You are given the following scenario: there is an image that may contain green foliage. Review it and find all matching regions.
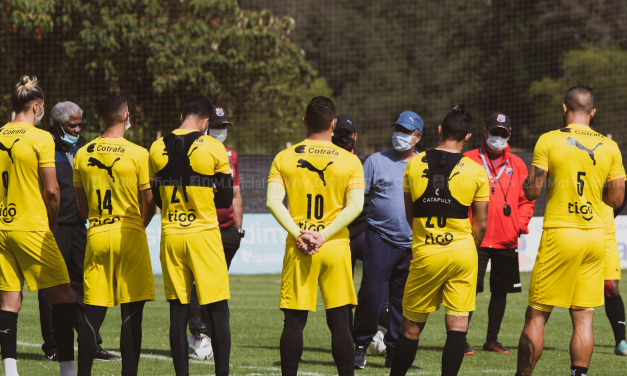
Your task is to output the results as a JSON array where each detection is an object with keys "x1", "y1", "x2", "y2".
[
  {"x1": 1, "y1": 0, "x2": 324, "y2": 151},
  {"x1": 529, "y1": 45, "x2": 627, "y2": 146}
]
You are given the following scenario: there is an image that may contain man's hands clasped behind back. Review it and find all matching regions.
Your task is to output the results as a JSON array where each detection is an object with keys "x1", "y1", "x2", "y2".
[{"x1": 296, "y1": 230, "x2": 326, "y2": 255}]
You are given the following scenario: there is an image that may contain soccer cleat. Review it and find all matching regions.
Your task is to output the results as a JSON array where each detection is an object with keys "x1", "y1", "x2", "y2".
[
  {"x1": 189, "y1": 316, "x2": 208, "y2": 336},
  {"x1": 464, "y1": 342, "x2": 474, "y2": 356},
  {"x1": 354, "y1": 346, "x2": 367, "y2": 369},
  {"x1": 482, "y1": 341, "x2": 511, "y2": 353},
  {"x1": 615, "y1": 340, "x2": 627, "y2": 356},
  {"x1": 44, "y1": 351, "x2": 58, "y2": 362},
  {"x1": 94, "y1": 348, "x2": 121, "y2": 361}
]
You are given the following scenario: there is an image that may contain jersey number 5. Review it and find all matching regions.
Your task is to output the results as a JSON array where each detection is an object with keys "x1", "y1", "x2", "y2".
[
  {"x1": 306, "y1": 194, "x2": 324, "y2": 220},
  {"x1": 576, "y1": 171, "x2": 586, "y2": 197},
  {"x1": 96, "y1": 189, "x2": 112, "y2": 215}
]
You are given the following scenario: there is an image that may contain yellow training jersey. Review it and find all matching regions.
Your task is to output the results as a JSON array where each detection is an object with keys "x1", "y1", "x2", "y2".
[
  {"x1": 0, "y1": 122, "x2": 56, "y2": 231},
  {"x1": 403, "y1": 151, "x2": 489, "y2": 252},
  {"x1": 267, "y1": 139, "x2": 364, "y2": 245},
  {"x1": 601, "y1": 204, "x2": 615, "y2": 234},
  {"x1": 149, "y1": 129, "x2": 231, "y2": 235},
  {"x1": 532, "y1": 124, "x2": 625, "y2": 229},
  {"x1": 73, "y1": 137, "x2": 150, "y2": 234}
]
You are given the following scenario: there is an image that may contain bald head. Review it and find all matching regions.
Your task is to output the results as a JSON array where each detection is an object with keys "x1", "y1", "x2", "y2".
[{"x1": 564, "y1": 85, "x2": 594, "y2": 114}]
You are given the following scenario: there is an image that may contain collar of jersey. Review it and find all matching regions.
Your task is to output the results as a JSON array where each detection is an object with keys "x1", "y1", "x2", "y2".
[
  {"x1": 566, "y1": 123, "x2": 591, "y2": 129},
  {"x1": 5, "y1": 122, "x2": 32, "y2": 127},
  {"x1": 173, "y1": 128, "x2": 199, "y2": 135},
  {"x1": 303, "y1": 139, "x2": 333, "y2": 144}
]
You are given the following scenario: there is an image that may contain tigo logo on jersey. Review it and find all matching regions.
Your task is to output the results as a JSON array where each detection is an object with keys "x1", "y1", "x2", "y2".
[
  {"x1": 497, "y1": 114, "x2": 506, "y2": 122},
  {"x1": 0, "y1": 203, "x2": 17, "y2": 223},
  {"x1": 568, "y1": 201, "x2": 593, "y2": 221},
  {"x1": 168, "y1": 209, "x2": 197, "y2": 227},
  {"x1": 216, "y1": 108, "x2": 225, "y2": 116}
]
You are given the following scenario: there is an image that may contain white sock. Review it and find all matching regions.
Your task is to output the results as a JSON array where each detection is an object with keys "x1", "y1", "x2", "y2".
[
  {"x1": 3, "y1": 358, "x2": 18, "y2": 376},
  {"x1": 58, "y1": 361, "x2": 76, "y2": 376}
]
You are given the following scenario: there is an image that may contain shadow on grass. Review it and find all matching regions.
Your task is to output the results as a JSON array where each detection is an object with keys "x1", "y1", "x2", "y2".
[
  {"x1": 271, "y1": 359, "x2": 387, "y2": 368},
  {"x1": 140, "y1": 348, "x2": 173, "y2": 357},
  {"x1": 17, "y1": 351, "x2": 49, "y2": 361},
  {"x1": 241, "y1": 345, "x2": 332, "y2": 354}
]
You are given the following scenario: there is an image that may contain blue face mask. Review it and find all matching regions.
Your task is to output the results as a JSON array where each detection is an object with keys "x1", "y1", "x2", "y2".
[
  {"x1": 58, "y1": 124, "x2": 78, "y2": 146},
  {"x1": 391, "y1": 131, "x2": 415, "y2": 152}
]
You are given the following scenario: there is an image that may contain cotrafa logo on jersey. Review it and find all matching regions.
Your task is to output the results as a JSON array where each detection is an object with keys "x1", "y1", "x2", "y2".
[
  {"x1": 168, "y1": 209, "x2": 197, "y2": 227},
  {"x1": 86, "y1": 143, "x2": 126, "y2": 154},
  {"x1": 0, "y1": 203, "x2": 17, "y2": 223},
  {"x1": 294, "y1": 145, "x2": 339, "y2": 157},
  {"x1": 568, "y1": 201, "x2": 593, "y2": 221}
]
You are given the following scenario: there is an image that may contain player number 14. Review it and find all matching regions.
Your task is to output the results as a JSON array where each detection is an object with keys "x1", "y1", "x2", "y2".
[{"x1": 96, "y1": 189, "x2": 113, "y2": 215}]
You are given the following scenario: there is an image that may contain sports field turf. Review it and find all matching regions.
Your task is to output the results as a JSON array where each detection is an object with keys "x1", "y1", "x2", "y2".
[{"x1": 8, "y1": 269, "x2": 627, "y2": 375}]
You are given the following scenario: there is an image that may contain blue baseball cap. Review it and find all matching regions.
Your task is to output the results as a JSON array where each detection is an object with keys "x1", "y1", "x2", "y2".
[{"x1": 393, "y1": 111, "x2": 424, "y2": 132}]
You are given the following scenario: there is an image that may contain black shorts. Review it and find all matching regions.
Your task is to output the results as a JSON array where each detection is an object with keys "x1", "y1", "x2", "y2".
[{"x1": 477, "y1": 248, "x2": 521, "y2": 294}]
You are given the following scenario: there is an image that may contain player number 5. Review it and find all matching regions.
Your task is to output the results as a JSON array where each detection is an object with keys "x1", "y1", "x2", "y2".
[{"x1": 576, "y1": 171, "x2": 586, "y2": 197}]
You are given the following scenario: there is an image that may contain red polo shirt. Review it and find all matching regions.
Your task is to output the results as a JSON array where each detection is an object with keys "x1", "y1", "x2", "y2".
[{"x1": 217, "y1": 146, "x2": 240, "y2": 228}]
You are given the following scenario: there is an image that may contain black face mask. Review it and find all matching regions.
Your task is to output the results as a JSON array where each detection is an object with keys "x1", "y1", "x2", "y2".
[{"x1": 332, "y1": 134, "x2": 354, "y2": 151}]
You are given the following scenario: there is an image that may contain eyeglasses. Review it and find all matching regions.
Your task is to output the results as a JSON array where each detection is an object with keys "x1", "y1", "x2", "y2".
[{"x1": 490, "y1": 128, "x2": 510, "y2": 138}]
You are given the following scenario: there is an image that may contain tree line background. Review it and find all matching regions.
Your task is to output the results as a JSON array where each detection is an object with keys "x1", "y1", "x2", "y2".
[{"x1": 2, "y1": 0, "x2": 627, "y2": 154}]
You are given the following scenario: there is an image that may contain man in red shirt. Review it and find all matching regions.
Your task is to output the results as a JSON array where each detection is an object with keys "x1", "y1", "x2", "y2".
[
  {"x1": 464, "y1": 113, "x2": 535, "y2": 355},
  {"x1": 188, "y1": 105, "x2": 244, "y2": 336}
]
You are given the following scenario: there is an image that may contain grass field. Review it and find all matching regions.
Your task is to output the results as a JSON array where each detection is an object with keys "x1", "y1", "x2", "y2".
[{"x1": 7, "y1": 269, "x2": 627, "y2": 375}]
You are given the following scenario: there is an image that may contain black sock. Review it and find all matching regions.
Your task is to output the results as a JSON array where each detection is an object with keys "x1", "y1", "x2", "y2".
[
  {"x1": 389, "y1": 334, "x2": 419, "y2": 376},
  {"x1": 188, "y1": 285, "x2": 203, "y2": 325},
  {"x1": 605, "y1": 294, "x2": 626, "y2": 346},
  {"x1": 487, "y1": 293, "x2": 506, "y2": 343},
  {"x1": 52, "y1": 302, "x2": 76, "y2": 362},
  {"x1": 442, "y1": 331, "x2": 466, "y2": 376},
  {"x1": 121, "y1": 301, "x2": 146, "y2": 376},
  {"x1": 78, "y1": 305, "x2": 107, "y2": 376},
  {"x1": 571, "y1": 365, "x2": 588, "y2": 376},
  {"x1": 0, "y1": 310, "x2": 18, "y2": 360},
  {"x1": 169, "y1": 300, "x2": 189, "y2": 376},
  {"x1": 206, "y1": 300, "x2": 231, "y2": 376},
  {"x1": 326, "y1": 305, "x2": 354, "y2": 376},
  {"x1": 280, "y1": 309, "x2": 308, "y2": 376}
]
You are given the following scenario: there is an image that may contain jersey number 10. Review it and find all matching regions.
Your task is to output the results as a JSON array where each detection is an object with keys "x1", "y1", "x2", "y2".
[{"x1": 306, "y1": 194, "x2": 324, "y2": 220}]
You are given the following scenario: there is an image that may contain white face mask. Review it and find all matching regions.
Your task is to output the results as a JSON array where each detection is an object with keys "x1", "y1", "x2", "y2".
[
  {"x1": 486, "y1": 134, "x2": 509, "y2": 152},
  {"x1": 391, "y1": 131, "x2": 415, "y2": 152},
  {"x1": 124, "y1": 116, "x2": 131, "y2": 131},
  {"x1": 34, "y1": 104, "x2": 44, "y2": 126},
  {"x1": 210, "y1": 128, "x2": 228, "y2": 143}
]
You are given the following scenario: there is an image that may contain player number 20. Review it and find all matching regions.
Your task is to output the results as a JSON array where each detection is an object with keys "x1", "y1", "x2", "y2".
[
  {"x1": 96, "y1": 189, "x2": 113, "y2": 215},
  {"x1": 306, "y1": 194, "x2": 324, "y2": 220},
  {"x1": 425, "y1": 216, "x2": 446, "y2": 228}
]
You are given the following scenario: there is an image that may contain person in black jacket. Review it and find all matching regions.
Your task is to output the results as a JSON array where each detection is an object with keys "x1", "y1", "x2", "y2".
[{"x1": 38, "y1": 101, "x2": 119, "y2": 361}]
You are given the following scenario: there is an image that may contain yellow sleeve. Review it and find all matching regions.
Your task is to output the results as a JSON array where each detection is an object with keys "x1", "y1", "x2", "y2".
[
  {"x1": 403, "y1": 158, "x2": 413, "y2": 193},
  {"x1": 346, "y1": 157, "x2": 365, "y2": 191},
  {"x1": 531, "y1": 134, "x2": 549, "y2": 171},
  {"x1": 148, "y1": 142, "x2": 157, "y2": 180},
  {"x1": 266, "y1": 181, "x2": 300, "y2": 239},
  {"x1": 72, "y1": 149, "x2": 83, "y2": 187},
  {"x1": 213, "y1": 142, "x2": 231, "y2": 175},
  {"x1": 267, "y1": 154, "x2": 284, "y2": 186},
  {"x1": 37, "y1": 133, "x2": 56, "y2": 168},
  {"x1": 138, "y1": 149, "x2": 151, "y2": 190},
  {"x1": 319, "y1": 188, "x2": 364, "y2": 241},
  {"x1": 473, "y1": 168, "x2": 490, "y2": 202},
  {"x1": 607, "y1": 145, "x2": 625, "y2": 182}
]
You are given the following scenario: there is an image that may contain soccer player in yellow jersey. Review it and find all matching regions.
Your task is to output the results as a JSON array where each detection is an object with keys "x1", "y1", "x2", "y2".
[
  {"x1": 266, "y1": 96, "x2": 364, "y2": 376},
  {"x1": 517, "y1": 85, "x2": 625, "y2": 376},
  {"x1": 73, "y1": 92, "x2": 156, "y2": 376},
  {"x1": 0, "y1": 76, "x2": 77, "y2": 376},
  {"x1": 390, "y1": 104, "x2": 489, "y2": 376},
  {"x1": 149, "y1": 95, "x2": 233, "y2": 376}
]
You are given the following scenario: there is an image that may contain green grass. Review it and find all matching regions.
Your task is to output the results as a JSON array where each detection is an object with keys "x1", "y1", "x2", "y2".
[{"x1": 8, "y1": 269, "x2": 627, "y2": 375}]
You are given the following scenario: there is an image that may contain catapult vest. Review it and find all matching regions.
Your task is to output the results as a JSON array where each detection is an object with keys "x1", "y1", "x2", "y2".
[{"x1": 154, "y1": 132, "x2": 215, "y2": 188}]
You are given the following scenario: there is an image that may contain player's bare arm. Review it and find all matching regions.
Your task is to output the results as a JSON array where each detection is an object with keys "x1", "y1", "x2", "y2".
[
  {"x1": 471, "y1": 200, "x2": 489, "y2": 248},
  {"x1": 74, "y1": 186, "x2": 89, "y2": 219},
  {"x1": 40, "y1": 166, "x2": 60, "y2": 232},
  {"x1": 603, "y1": 178, "x2": 625, "y2": 210},
  {"x1": 233, "y1": 185, "x2": 243, "y2": 229},
  {"x1": 140, "y1": 188, "x2": 156, "y2": 227},
  {"x1": 523, "y1": 165, "x2": 547, "y2": 202},
  {"x1": 403, "y1": 191, "x2": 413, "y2": 229}
]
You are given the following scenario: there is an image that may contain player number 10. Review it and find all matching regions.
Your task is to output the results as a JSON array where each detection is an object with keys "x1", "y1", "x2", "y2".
[{"x1": 306, "y1": 194, "x2": 324, "y2": 220}]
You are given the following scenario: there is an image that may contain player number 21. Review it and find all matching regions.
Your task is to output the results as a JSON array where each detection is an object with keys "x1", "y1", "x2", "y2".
[
  {"x1": 96, "y1": 189, "x2": 113, "y2": 215},
  {"x1": 306, "y1": 194, "x2": 324, "y2": 220}
]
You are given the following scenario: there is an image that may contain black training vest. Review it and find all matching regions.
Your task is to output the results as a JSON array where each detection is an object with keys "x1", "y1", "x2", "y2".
[
  {"x1": 412, "y1": 149, "x2": 469, "y2": 219},
  {"x1": 154, "y1": 132, "x2": 215, "y2": 188}
]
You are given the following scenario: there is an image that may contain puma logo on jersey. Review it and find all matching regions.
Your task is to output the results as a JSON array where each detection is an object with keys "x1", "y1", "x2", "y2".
[
  {"x1": 0, "y1": 329, "x2": 9, "y2": 334},
  {"x1": 0, "y1": 139, "x2": 20, "y2": 164},
  {"x1": 618, "y1": 321, "x2": 626, "y2": 325},
  {"x1": 448, "y1": 171, "x2": 460, "y2": 181},
  {"x1": 297, "y1": 159, "x2": 333, "y2": 186},
  {"x1": 565, "y1": 137, "x2": 602, "y2": 165},
  {"x1": 87, "y1": 157, "x2": 120, "y2": 182},
  {"x1": 422, "y1": 169, "x2": 429, "y2": 178}
]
